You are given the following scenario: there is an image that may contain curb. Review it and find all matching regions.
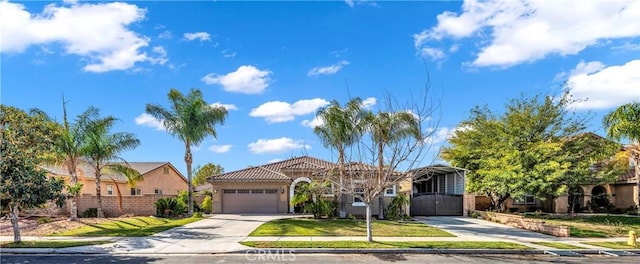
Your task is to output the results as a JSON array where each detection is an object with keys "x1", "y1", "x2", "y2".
[{"x1": 2, "y1": 248, "x2": 640, "y2": 255}]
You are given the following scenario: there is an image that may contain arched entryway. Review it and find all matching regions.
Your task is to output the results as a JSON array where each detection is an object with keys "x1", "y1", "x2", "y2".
[
  {"x1": 568, "y1": 186, "x2": 584, "y2": 213},
  {"x1": 289, "y1": 177, "x2": 311, "y2": 213},
  {"x1": 591, "y1": 185, "x2": 608, "y2": 208}
]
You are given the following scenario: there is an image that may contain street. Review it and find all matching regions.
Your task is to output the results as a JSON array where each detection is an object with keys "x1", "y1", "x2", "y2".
[{"x1": 1, "y1": 253, "x2": 638, "y2": 264}]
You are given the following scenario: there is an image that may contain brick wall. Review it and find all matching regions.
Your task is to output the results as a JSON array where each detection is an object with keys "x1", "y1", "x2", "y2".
[
  {"x1": 477, "y1": 211, "x2": 570, "y2": 237},
  {"x1": 77, "y1": 194, "x2": 177, "y2": 217}
]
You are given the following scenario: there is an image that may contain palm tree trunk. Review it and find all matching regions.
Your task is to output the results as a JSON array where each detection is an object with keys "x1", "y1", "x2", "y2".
[
  {"x1": 10, "y1": 204, "x2": 21, "y2": 243},
  {"x1": 68, "y1": 162, "x2": 78, "y2": 221},
  {"x1": 96, "y1": 169, "x2": 104, "y2": 218},
  {"x1": 185, "y1": 142, "x2": 194, "y2": 216}
]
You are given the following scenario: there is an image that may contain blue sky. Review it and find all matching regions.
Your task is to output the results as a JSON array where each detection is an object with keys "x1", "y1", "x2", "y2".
[{"x1": 2, "y1": 0, "x2": 639, "y2": 176}]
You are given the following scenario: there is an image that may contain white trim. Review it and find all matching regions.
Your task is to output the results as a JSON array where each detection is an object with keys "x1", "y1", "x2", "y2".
[
  {"x1": 321, "y1": 182, "x2": 335, "y2": 197},
  {"x1": 351, "y1": 202, "x2": 366, "y2": 207},
  {"x1": 289, "y1": 177, "x2": 312, "y2": 213},
  {"x1": 384, "y1": 185, "x2": 397, "y2": 197}
]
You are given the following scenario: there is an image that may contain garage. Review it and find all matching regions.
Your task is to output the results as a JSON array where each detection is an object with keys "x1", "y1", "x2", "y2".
[{"x1": 221, "y1": 189, "x2": 279, "y2": 214}]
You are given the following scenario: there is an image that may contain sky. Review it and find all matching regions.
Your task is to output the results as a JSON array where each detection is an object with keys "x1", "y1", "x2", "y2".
[{"x1": 1, "y1": 0, "x2": 639, "y2": 176}]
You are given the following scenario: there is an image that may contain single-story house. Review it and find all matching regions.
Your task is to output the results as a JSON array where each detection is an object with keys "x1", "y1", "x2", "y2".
[
  {"x1": 206, "y1": 156, "x2": 411, "y2": 216},
  {"x1": 43, "y1": 161, "x2": 188, "y2": 216},
  {"x1": 409, "y1": 165, "x2": 474, "y2": 216}
]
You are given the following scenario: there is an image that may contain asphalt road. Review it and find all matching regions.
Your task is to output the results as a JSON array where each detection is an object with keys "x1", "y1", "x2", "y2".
[{"x1": 1, "y1": 254, "x2": 639, "y2": 264}]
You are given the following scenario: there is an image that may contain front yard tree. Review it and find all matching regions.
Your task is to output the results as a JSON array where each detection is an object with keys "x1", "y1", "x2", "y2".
[
  {"x1": 369, "y1": 111, "x2": 421, "y2": 219},
  {"x1": 193, "y1": 163, "x2": 224, "y2": 187},
  {"x1": 146, "y1": 88, "x2": 228, "y2": 215},
  {"x1": 314, "y1": 98, "x2": 371, "y2": 218},
  {"x1": 604, "y1": 102, "x2": 640, "y2": 215},
  {"x1": 441, "y1": 92, "x2": 618, "y2": 211},
  {"x1": 82, "y1": 109, "x2": 140, "y2": 218},
  {"x1": 0, "y1": 106, "x2": 65, "y2": 243}
]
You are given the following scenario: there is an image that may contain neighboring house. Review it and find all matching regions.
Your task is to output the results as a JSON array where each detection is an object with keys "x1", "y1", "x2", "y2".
[
  {"x1": 206, "y1": 156, "x2": 411, "y2": 216},
  {"x1": 44, "y1": 161, "x2": 188, "y2": 216},
  {"x1": 409, "y1": 165, "x2": 474, "y2": 216}
]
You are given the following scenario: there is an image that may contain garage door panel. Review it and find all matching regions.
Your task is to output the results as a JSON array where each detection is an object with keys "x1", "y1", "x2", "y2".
[{"x1": 222, "y1": 189, "x2": 278, "y2": 213}]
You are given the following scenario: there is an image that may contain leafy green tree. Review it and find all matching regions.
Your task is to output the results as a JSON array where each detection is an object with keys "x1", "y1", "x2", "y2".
[
  {"x1": 314, "y1": 98, "x2": 370, "y2": 218},
  {"x1": 146, "y1": 88, "x2": 228, "y2": 215},
  {"x1": 604, "y1": 102, "x2": 640, "y2": 214},
  {"x1": 193, "y1": 163, "x2": 224, "y2": 187},
  {"x1": 81, "y1": 109, "x2": 140, "y2": 218},
  {"x1": 441, "y1": 92, "x2": 618, "y2": 211},
  {"x1": 0, "y1": 105, "x2": 65, "y2": 243},
  {"x1": 369, "y1": 111, "x2": 420, "y2": 219},
  {"x1": 290, "y1": 180, "x2": 332, "y2": 219}
]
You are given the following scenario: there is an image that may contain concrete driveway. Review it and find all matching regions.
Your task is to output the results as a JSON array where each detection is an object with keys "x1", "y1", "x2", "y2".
[{"x1": 100, "y1": 214, "x2": 288, "y2": 254}]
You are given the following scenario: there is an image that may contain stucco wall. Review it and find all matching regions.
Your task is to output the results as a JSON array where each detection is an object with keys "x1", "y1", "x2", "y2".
[{"x1": 137, "y1": 165, "x2": 188, "y2": 195}]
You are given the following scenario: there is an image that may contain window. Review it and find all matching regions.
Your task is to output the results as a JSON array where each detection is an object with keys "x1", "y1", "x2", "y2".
[
  {"x1": 353, "y1": 187, "x2": 365, "y2": 206},
  {"x1": 106, "y1": 185, "x2": 113, "y2": 196},
  {"x1": 513, "y1": 195, "x2": 536, "y2": 205},
  {"x1": 322, "y1": 182, "x2": 335, "y2": 197},
  {"x1": 130, "y1": 188, "x2": 141, "y2": 196},
  {"x1": 384, "y1": 185, "x2": 397, "y2": 197},
  {"x1": 163, "y1": 167, "x2": 169, "y2": 175},
  {"x1": 154, "y1": 189, "x2": 163, "y2": 195}
]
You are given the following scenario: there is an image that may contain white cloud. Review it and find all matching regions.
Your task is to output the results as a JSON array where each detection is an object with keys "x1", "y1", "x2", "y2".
[
  {"x1": 424, "y1": 127, "x2": 452, "y2": 145},
  {"x1": 208, "y1": 144, "x2": 232, "y2": 154},
  {"x1": 345, "y1": 0, "x2": 355, "y2": 7},
  {"x1": 250, "y1": 98, "x2": 330, "y2": 123},
  {"x1": 183, "y1": 32, "x2": 211, "y2": 41},
  {"x1": 308, "y1": 60, "x2": 349, "y2": 76},
  {"x1": 221, "y1": 49, "x2": 236, "y2": 58},
  {"x1": 248, "y1": 137, "x2": 310, "y2": 154},
  {"x1": 148, "y1": 46, "x2": 168, "y2": 65},
  {"x1": 0, "y1": 1, "x2": 161, "y2": 73},
  {"x1": 158, "y1": 30, "x2": 172, "y2": 39},
  {"x1": 413, "y1": 0, "x2": 640, "y2": 67},
  {"x1": 210, "y1": 102, "x2": 238, "y2": 111},
  {"x1": 361, "y1": 97, "x2": 377, "y2": 109},
  {"x1": 301, "y1": 116, "x2": 324, "y2": 128},
  {"x1": 419, "y1": 47, "x2": 446, "y2": 60},
  {"x1": 345, "y1": 0, "x2": 378, "y2": 8},
  {"x1": 268, "y1": 158, "x2": 284, "y2": 163},
  {"x1": 565, "y1": 60, "x2": 640, "y2": 110},
  {"x1": 201, "y1": 65, "x2": 272, "y2": 94},
  {"x1": 134, "y1": 113, "x2": 164, "y2": 131}
]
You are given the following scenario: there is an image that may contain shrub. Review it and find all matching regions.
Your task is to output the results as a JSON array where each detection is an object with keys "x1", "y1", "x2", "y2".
[
  {"x1": 193, "y1": 211, "x2": 203, "y2": 218},
  {"x1": 201, "y1": 196, "x2": 212, "y2": 214},
  {"x1": 385, "y1": 193, "x2": 409, "y2": 220},
  {"x1": 37, "y1": 216, "x2": 51, "y2": 224},
  {"x1": 155, "y1": 197, "x2": 185, "y2": 217},
  {"x1": 81, "y1": 208, "x2": 97, "y2": 218}
]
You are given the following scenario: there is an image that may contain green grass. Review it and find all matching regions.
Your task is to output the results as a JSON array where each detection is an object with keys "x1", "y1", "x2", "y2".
[
  {"x1": 524, "y1": 215, "x2": 640, "y2": 238},
  {"x1": 0, "y1": 240, "x2": 110, "y2": 248},
  {"x1": 240, "y1": 241, "x2": 530, "y2": 249},
  {"x1": 582, "y1": 241, "x2": 640, "y2": 250},
  {"x1": 249, "y1": 218, "x2": 454, "y2": 237},
  {"x1": 530, "y1": 242, "x2": 585, "y2": 249},
  {"x1": 51, "y1": 216, "x2": 201, "y2": 237}
]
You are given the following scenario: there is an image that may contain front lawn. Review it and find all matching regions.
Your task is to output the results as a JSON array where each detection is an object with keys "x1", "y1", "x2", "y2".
[
  {"x1": 51, "y1": 216, "x2": 201, "y2": 237},
  {"x1": 241, "y1": 241, "x2": 529, "y2": 249},
  {"x1": 525, "y1": 215, "x2": 640, "y2": 237},
  {"x1": 582, "y1": 241, "x2": 640, "y2": 249},
  {"x1": 249, "y1": 218, "x2": 454, "y2": 237},
  {"x1": 0, "y1": 240, "x2": 110, "y2": 248}
]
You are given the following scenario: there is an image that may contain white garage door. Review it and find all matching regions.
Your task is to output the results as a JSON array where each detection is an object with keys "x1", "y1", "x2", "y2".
[{"x1": 222, "y1": 189, "x2": 279, "y2": 214}]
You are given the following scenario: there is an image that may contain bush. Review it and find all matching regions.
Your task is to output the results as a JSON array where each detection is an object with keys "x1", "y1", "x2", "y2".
[
  {"x1": 155, "y1": 197, "x2": 185, "y2": 217},
  {"x1": 193, "y1": 211, "x2": 203, "y2": 218},
  {"x1": 81, "y1": 208, "x2": 97, "y2": 218},
  {"x1": 385, "y1": 193, "x2": 409, "y2": 220},
  {"x1": 201, "y1": 196, "x2": 212, "y2": 214},
  {"x1": 177, "y1": 190, "x2": 201, "y2": 213},
  {"x1": 37, "y1": 216, "x2": 51, "y2": 224}
]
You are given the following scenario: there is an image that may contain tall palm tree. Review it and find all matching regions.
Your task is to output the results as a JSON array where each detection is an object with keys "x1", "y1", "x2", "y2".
[
  {"x1": 369, "y1": 111, "x2": 420, "y2": 219},
  {"x1": 145, "y1": 88, "x2": 228, "y2": 215},
  {"x1": 603, "y1": 102, "x2": 640, "y2": 214},
  {"x1": 82, "y1": 110, "x2": 140, "y2": 218},
  {"x1": 314, "y1": 98, "x2": 371, "y2": 218},
  {"x1": 48, "y1": 101, "x2": 97, "y2": 220}
]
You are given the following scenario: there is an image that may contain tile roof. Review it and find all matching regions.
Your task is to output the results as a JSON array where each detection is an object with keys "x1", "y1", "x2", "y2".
[
  {"x1": 207, "y1": 156, "x2": 335, "y2": 182},
  {"x1": 618, "y1": 168, "x2": 637, "y2": 182},
  {"x1": 313, "y1": 162, "x2": 404, "y2": 176},
  {"x1": 42, "y1": 161, "x2": 181, "y2": 182}
]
